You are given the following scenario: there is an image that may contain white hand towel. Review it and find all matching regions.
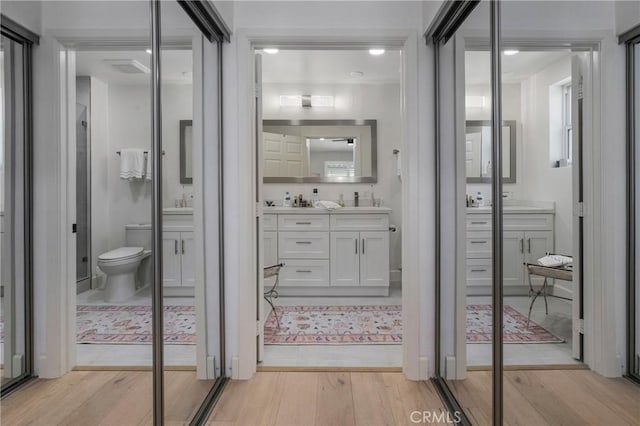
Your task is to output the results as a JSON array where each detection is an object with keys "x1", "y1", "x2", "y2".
[
  {"x1": 119, "y1": 148, "x2": 146, "y2": 180},
  {"x1": 145, "y1": 153, "x2": 152, "y2": 181}
]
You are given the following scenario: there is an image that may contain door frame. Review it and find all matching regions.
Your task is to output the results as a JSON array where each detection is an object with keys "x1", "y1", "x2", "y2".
[
  {"x1": 443, "y1": 33, "x2": 621, "y2": 379},
  {"x1": 231, "y1": 29, "x2": 426, "y2": 380}
]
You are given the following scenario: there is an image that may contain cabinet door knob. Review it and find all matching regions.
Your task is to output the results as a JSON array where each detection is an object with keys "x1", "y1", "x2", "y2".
[
  {"x1": 182, "y1": 239, "x2": 185, "y2": 254},
  {"x1": 528, "y1": 238, "x2": 531, "y2": 253},
  {"x1": 174, "y1": 240, "x2": 178, "y2": 255},
  {"x1": 520, "y1": 238, "x2": 524, "y2": 253},
  {"x1": 355, "y1": 238, "x2": 358, "y2": 254},
  {"x1": 362, "y1": 238, "x2": 365, "y2": 254}
]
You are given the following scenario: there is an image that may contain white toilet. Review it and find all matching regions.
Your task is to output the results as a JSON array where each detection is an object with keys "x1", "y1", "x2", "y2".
[{"x1": 98, "y1": 225, "x2": 152, "y2": 302}]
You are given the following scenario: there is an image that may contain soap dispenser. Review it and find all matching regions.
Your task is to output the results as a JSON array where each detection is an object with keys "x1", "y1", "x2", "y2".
[{"x1": 354, "y1": 192, "x2": 359, "y2": 207}]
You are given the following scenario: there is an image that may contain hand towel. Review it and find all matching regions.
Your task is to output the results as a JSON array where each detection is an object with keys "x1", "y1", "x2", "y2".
[
  {"x1": 145, "y1": 153, "x2": 152, "y2": 181},
  {"x1": 119, "y1": 148, "x2": 146, "y2": 180}
]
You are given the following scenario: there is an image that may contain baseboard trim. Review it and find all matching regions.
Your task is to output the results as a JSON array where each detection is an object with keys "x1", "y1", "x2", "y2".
[
  {"x1": 256, "y1": 366, "x2": 402, "y2": 373},
  {"x1": 467, "y1": 363, "x2": 588, "y2": 371},
  {"x1": 72, "y1": 365, "x2": 196, "y2": 371}
]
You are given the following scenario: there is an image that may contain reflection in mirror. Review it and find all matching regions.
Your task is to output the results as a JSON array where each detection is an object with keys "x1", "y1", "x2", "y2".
[
  {"x1": 180, "y1": 120, "x2": 192, "y2": 184},
  {"x1": 466, "y1": 120, "x2": 515, "y2": 183},
  {"x1": 263, "y1": 119, "x2": 377, "y2": 183}
]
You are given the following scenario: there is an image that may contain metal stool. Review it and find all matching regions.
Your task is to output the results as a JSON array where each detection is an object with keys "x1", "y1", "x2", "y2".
[{"x1": 264, "y1": 263, "x2": 284, "y2": 329}]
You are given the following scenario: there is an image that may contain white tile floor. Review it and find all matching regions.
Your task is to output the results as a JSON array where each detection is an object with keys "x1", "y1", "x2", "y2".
[{"x1": 75, "y1": 287, "x2": 196, "y2": 366}]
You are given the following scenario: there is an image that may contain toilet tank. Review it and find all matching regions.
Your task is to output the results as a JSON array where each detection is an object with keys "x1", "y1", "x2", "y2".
[{"x1": 125, "y1": 224, "x2": 152, "y2": 250}]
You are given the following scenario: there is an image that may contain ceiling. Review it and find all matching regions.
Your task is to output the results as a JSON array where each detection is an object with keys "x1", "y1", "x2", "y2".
[
  {"x1": 75, "y1": 49, "x2": 192, "y2": 85},
  {"x1": 466, "y1": 50, "x2": 571, "y2": 85},
  {"x1": 260, "y1": 49, "x2": 402, "y2": 85}
]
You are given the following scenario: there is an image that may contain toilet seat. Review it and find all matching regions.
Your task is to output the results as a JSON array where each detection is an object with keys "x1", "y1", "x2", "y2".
[{"x1": 98, "y1": 246, "x2": 144, "y2": 263}]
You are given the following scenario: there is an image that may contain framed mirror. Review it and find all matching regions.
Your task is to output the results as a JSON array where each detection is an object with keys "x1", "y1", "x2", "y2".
[
  {"x1": 180, "y1": 119, "x2": 193, "y2": 184},
  {"x1": 262, "y1": 119, "x2": 377, "y2": 183},
  {"x1": 465, "y1": 120, "x2": 516, "y2": 183}
]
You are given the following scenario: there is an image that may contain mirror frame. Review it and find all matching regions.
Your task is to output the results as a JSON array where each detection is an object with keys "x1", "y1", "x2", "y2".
[
  {"x1": 466, "y1": 119, "x2": 516, "y2": 184},
  {"x1": 180, "y1": 119, "x2": 193, "y2": 184},
  {"x1": 262, "y1": 119, "x2": 378, "y2": 184}
]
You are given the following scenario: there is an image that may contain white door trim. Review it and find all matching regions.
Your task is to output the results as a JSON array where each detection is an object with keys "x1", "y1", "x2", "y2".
[{"x1": 229, "y1": 28, "x2": 427, "y2": 380}]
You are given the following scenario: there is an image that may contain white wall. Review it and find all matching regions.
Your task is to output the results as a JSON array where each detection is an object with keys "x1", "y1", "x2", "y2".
[
  {"x1": 2, "y1": 1, "x2": 42, "y2": 35},
  {"x1": 102, "y1": 83, "x2": 192, "y2": 252},
  {"x1": 615, "y1": 1, "x2": 640, "y2": 35},
  {"x1": 262, "y1": 82, "x2": 403, "y2": 271},
  {"x1": 520, "y1": 56, "x2": 573, "y2": 255}
]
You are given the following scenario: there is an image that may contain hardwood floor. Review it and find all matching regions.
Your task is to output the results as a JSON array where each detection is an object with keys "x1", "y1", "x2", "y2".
[
  {"x1": 206, "y1": 372, "x2": 447, "y2": 426},
  {"x1": 0, "y1": 371, "x2": 213, "y2": 425},
  {"x1": 448, "y1": 370, "x2": 640, "y2": 426},
  {"x1": 207, "y1": 370, "x2": 639, "y2": 426}
]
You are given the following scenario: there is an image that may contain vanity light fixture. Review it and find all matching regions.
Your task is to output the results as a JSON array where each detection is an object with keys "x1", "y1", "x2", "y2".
[
  {"x1": 279, "y1": 95, "x2": 334, "y2": 108},
  {"x1": 504, "y1": 49, "x2": 520, "y2": 56},
  {"x1": 369, "y1": 48, "x2": 385, "y2": 56},
  {"x1": 263, "y1": 48, "x2": 279, "y2": 54}
]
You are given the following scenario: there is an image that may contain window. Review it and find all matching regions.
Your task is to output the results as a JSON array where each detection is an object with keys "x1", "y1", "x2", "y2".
[{"x1": 562, "y1": 82, "x2": 573, "y2": 163}]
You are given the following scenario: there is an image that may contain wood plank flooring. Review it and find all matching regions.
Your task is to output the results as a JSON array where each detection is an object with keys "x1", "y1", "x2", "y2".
[
  {"x1": 448, "y1": 370, "x2": 640, "y2": 426},
  {"x1": 0, "y1": 371, "x2": 213, "y2": 425},
  {"x1": 207, "y1": 370, "x2": 639, "y2": 426},
  {"x1": 206, "y1": 372, "x2": 447, "y2": 426}
]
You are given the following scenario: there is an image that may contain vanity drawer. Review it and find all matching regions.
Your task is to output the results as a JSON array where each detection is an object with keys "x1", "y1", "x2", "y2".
[
  {"x1": 466, "y1": 232, "x2": 492, "y2": 258},
  {"x1": 466, "y1": 215, "x2": 492, "y2": 230},
  {"x1": 504, "y1": 214, "x2": 553, "y2": 231},
  {"x1": 263, "y1": 214, "x2": 277, "y2": 231},
  {"x1": 278, "y1": 259, "x2": 330, "y2": 287},
  {"x1": 278, "y1": 232, "x2": 329, "y2": 259},
  {"x1": 466, "y1": 259, "x2": 492, "y2": 287},
  {"x1": 330, "y1": 214, "x2": 389, "y2": 231},
  {"x1": 278, "y1": 215, "x2": 329, "y2": 231}
]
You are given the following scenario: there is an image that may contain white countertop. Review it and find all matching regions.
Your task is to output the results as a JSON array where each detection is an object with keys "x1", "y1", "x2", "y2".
[
  {"x1": 264, "y1": 206, "x2": 392, "y2": 214},
  {"x1": 467, "y1": 205, "x2": 555, "y2": 214},
  {"x1": 163, "y1": 207, "x2": 194, "y2": 214}
]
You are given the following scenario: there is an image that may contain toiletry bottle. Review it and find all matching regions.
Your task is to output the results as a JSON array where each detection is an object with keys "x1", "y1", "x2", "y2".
[
  {"x1": 338, "y1": 193, "x2": 345, "y2": 207},
  {"x1": 312, "y1": 188, "x2": 319, "y2": 206},
  {"x1": 284, "y1": 191, "x2": 291, "y2": 207},
  {"x1": 354, "y1": 192, "x2": 359, "y2": 207},
  {"x1": 476, "y1": 191, "x2": 484, "y2": 207}
]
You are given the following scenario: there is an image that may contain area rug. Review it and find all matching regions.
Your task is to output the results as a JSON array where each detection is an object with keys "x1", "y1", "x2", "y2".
[
  {"x1": 264, "y1": 305, "x2": 402, "y2": 344},
  {"x1": 466, "y1": 304, "x2": 564, "y2": 344},
  {"x1": 76, "y1": 305, "x2": 195, "y2": 345}
]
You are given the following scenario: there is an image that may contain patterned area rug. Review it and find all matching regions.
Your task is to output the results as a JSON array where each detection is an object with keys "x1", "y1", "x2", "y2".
[
  {"x1": 264, "y1": 305, "x2": 402, "y2": 344},
  {"x1": 467, "y1": 304, "x2": 564, "y2": 343},
  {"x1": 77, "y1": 305, "x2": 195, "y2": 345}
]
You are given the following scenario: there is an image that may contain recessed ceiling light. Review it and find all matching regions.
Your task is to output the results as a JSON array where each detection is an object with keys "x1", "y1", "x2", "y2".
[
  {"x1": 504, "y1": 49, "x2": 520, "y2": 56},
  {"x1": 350, "y1": 71, "x2": 364, "y2": 78},
  {"x1": 369, "y1": 48, "x2": 385, "y2": 56},
  {"x1": 145, "y1": 49, "x2": 152, "y2": 54},
  {"x1": 263, "y1": 48, "x2": 279, "y2": 54}
]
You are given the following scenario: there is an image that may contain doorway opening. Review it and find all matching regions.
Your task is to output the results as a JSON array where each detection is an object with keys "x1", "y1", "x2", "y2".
[
  {"x1": 255, "y1": 48, "x2": 404, "y2": 368},
  {"x1": 460, "y1": 48, "x2": 590, "y2": 369}
]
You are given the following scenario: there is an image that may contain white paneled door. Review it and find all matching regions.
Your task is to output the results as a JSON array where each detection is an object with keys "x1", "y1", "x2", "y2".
[
  {"x1": 359, "y1": 231, "x2": 389, "y2": 287},
  {"x1": 330, "y1": 232, "x2": 360, "y2": 286}
]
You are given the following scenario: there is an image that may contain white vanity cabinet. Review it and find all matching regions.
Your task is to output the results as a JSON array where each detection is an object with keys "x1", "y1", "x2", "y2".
[
  {"x1": 331, "y1": 231, "x2": 390, "y2": 287},
  {"x1": 466, "y1": 208, "x2": 554, "y2": 295},
  {"x1": 264, "y1": 207, "x2": 391, "y2": 296},
  {"x1": 162, "y1": 210, "x2": 196, "y2": 295},
  {"x1": 162, "y1": 231, "x2": 195, "y2": 288}
]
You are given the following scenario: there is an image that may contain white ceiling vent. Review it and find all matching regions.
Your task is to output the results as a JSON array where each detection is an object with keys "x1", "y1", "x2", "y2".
[{"x1": 103, "y1": 59, "x2": 150, "y2": 74}]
